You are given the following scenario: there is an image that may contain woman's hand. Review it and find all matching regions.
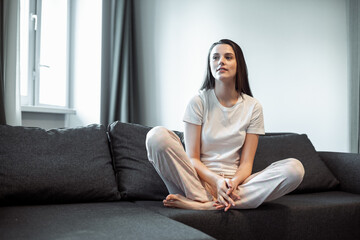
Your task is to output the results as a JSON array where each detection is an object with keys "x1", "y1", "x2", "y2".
[
  {"x1": 214, "y1": 178, "x2": 237, "y2": 211},
  {"x1": 225, "y1": 178, "x2": 240, "y2": 198},
  {"x1": 213, "y1": 178, "x2": 240, "y2": 211}
]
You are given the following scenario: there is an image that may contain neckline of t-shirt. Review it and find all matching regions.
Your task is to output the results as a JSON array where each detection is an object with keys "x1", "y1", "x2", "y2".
[{"x1": 211, "y1": 89, "x2": 243, "y2": 111}]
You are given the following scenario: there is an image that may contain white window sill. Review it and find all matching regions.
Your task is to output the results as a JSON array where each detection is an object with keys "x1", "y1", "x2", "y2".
[{"x1": 21, "y1": 105, "x2": 76, "y2": 115}]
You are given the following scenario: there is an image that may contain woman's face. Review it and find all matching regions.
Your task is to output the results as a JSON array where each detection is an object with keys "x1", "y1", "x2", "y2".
[{"x1": 210, "y1": 44, "x2": 237, "y2": 82}]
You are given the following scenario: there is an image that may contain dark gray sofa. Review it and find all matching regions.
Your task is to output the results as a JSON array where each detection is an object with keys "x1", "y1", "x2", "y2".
[{"x1": 1, "y1": 121, "x2": 359, "y2": 240}]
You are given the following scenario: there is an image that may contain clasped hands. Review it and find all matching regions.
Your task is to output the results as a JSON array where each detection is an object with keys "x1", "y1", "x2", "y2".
[{"x1": 213, "y1": 177, "x2": 240, "y2": 212}]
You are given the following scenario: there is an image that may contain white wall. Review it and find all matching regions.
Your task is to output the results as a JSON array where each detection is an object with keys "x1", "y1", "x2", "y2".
[{"x1": 135, "y1": 0, "x2": 349, "y2": 152}]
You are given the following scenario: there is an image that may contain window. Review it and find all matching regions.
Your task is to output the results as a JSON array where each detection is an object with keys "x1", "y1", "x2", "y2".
[{"x1": 20, "y1": 0, "x2": 70, "y2": 108}]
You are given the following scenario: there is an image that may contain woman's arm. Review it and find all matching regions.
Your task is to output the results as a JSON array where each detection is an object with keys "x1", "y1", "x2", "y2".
[
  {"x1": 228, "y1": 133, "x2": 259, "y2": 192},
  {"x1": 184, "y1": 122, "x2": 236, "y2": 207}
]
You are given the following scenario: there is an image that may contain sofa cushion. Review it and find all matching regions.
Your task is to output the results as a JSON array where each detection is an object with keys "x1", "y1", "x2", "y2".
[
  {"x1": 319, "y1": 151, "x2": 360, "y2": 194},
  {"x1": 108, "y1": 121, "x2": 171, "y2": 200},
  {"x1": 0, "y1": 124, "x2": 120, "y2": 205},
  {"x1": 135, "y1": 191, "x2": 360, "y2": 240},
  {"x1": 0, "y1": 202, "x2": 214, "y2": 240},
  {"x1": 253, "y1": 134, "x2": 339, "y2": 193}
]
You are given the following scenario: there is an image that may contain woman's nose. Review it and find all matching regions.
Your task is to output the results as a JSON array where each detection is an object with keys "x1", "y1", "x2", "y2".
[{"x1": 218, "y1": 57, "x2": 225, "y2": 65}]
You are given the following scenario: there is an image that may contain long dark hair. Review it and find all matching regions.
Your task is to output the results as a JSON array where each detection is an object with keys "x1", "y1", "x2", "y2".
[{"x1": 201, "y1": 39, "x2": 253, "y2": 97}]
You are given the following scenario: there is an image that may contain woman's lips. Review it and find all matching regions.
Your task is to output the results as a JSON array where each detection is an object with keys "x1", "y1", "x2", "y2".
[{"x1": 217, "y1": 68, "x2": 227, "y2": 72}]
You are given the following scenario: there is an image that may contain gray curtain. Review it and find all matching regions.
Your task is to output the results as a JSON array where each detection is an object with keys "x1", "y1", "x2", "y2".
[
  {"x1": 349, "y1": 0, "x2": 360, "y2": 153},
  {"x1": 100, "y1": 0, "x2": 138, "y2": 127},
  {"x1": 0, "y1": 0, "x2": 6, "y2": 125},
  {"x1": 1, "y1": 0, "x2": 21, "y2": 126}
]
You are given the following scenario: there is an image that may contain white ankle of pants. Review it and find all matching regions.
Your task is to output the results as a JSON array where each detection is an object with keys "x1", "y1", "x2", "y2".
[{"x1": 146, "y1": 126, "x2": 305, "y2": 208}]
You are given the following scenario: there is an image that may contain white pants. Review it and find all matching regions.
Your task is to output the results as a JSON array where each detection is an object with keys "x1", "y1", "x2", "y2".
[{"x1": 145, "y1": 126, "x2": 305, "y2": 209}]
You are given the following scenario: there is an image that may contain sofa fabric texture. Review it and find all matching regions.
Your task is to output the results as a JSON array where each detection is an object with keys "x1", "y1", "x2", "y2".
[
  {"x1": 0, "y1": 124, "x2": 120, "y2": 205},
  {"x1": 254, "y1": 134, "x2": 339, "y2": 193},
  {"x1": 0, "y1": 202, "x2": 213, "y2": 240},
  {"x1": 319, "y1": 151, "x2": 360, "y2": 194},
  {"x1": 108, "y1": 121, "x2": 169, "y2": 200},
  {"x1": 135, "y1": 191, "x2": 360, "y2": 240}
]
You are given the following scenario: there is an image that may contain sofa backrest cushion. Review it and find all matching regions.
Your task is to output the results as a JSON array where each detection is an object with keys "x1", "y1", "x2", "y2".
[
  {"x1": 108, "y1": 121, "x2": 169, "y2": 200},
  {"x1": 253, "y1": 133, "x2": 339, "y2": 193},
  {"x1": 0, "y1": 124, "x2": 120, "y2": 205}
]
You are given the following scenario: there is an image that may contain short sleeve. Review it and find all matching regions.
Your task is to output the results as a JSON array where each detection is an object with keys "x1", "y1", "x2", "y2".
[
  {"x1": 183, "y1": 95, "x2": 203, "y2": 125},
  {"x1": 247, "y1": 101, "x2": 265, "y2": 135}
]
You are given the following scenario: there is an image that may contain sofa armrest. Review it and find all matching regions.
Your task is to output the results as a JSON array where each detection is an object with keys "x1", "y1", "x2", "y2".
[{"x1": 318, "y1": 151, "x2": 360, "y2": 194}]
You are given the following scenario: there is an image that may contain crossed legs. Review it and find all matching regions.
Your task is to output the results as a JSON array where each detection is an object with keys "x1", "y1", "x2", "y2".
[{"x1": 146, "y1": 126, "x2": 304, "y2": 210}]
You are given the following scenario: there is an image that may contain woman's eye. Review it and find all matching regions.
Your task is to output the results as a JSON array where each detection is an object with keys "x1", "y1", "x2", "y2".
[
  {"x1": 212, "y1": 56, "x2": 219, "y2": 60},
  {"x1": 226, "y1": 56, "x2": 232, "y2": 60}
]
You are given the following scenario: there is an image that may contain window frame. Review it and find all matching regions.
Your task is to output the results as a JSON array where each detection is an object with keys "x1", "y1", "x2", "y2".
[{"x1": 21, "y1": 0, "x2": 72, "y2": 110}]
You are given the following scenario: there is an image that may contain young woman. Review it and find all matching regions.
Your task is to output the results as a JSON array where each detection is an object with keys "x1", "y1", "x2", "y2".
[{"x1": 146, "y1": 39, "x2": 304, "y2": 211}]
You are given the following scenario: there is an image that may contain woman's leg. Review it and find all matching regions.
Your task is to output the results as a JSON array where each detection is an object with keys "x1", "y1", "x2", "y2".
[
  {"x1": 232, "y1": 158, "x2": 305, "y2": 209},
  {"x1": 145, "y1": 126, "x2": 213, "y2": 203}
]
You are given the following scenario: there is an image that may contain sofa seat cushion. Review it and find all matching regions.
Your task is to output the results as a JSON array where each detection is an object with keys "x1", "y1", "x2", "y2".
[
  {"x1": 0, "y1": 202, "x2": 214, "y2": 240},
  {"x1": 0, "y1": 124, "x2": 119, "y2": 205},
  {"x1": 135, "y1": 192, "x2": 360, "y2": 240}
]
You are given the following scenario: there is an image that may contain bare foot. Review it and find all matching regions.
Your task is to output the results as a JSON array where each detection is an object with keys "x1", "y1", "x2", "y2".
[{"x1": 163, "y1": 194, "x2": 216, "y2": 210}]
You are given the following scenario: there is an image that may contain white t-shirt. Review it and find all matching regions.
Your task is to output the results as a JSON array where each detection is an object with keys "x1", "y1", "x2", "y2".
[{"x1": 183, "y1": 89, "x2": 265, "y2": 177}]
